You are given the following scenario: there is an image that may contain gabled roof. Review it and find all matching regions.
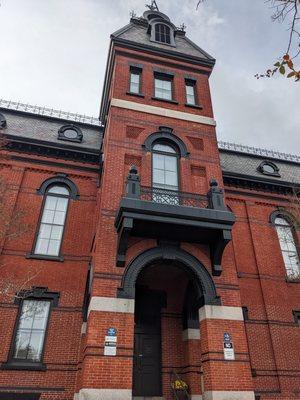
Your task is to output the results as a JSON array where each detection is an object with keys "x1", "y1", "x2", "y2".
[{"x1": 111, "y1": 18, "x2": 215, "y2": 66}]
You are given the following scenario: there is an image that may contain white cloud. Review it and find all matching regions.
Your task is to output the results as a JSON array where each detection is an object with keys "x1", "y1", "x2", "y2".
[{"x1": 0, "y1": 0, "x2": 298, "y2": 154}]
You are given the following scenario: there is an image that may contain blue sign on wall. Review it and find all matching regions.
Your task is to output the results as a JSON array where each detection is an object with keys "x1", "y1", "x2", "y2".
[
  {"x1": 107, "y1": 327, "x2": 117, "y2": 336},
  {"x1": 224, "y1": 332, "x2": 231, "y2": 342}
]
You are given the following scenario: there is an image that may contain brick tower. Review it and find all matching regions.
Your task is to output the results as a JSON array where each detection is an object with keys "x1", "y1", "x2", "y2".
[{"x1": 77, "y1": 4, "x2": 255, "y2": 400}]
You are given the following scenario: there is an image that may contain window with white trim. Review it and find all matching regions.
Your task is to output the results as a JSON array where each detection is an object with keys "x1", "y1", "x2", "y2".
[
  {"x1": 34, "y1": 185, "x2": 70, "y2": 256},
  {"x1": 275, "y1": 216, "x2": 300, "y2": 278}
]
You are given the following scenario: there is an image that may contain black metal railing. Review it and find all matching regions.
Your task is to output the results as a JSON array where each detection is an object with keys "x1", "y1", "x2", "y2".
[
  {"x1": 140, "y1": 186, "x2": 208, "y2": 208},
  {"x1": 124, "y1": 165, "x2": 227, "y2": 212}
]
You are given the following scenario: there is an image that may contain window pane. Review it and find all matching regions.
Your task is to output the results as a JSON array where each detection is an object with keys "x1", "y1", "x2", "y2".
[
  {"x1": 47, "y1": 240, "x2": 61, "y2": 256},
  {"x1": 27, "y1": 332, "x2": 44, "y2": 361},
  {"x1": 48, "y1": 186, "x2": 69, "y2": 195},
  {"x1": 153, "y1": 153, "x2": 165, "y2": 169},
  {"x1": 153, "y1": 143, "x2": 176, "y2": 153},
  {"x1": 187, "y1": 94, "x2": 195, "y2": 105},
  {"x1": 186, "y1": 85, "x2": 194, "y2": 95},
  {"x1": 14, "y1": 330, "x2": 31, "y2": 359},
  {"x1": 41, "y1": 209, "x2": 55, "y2": 224},
  {"x1": 39, "y1": 224, "x2": 52, "y2": 239},
  {"x1": 275, "y1": 217, "x2": 290, "y2": 226},
  {"x1": 153, "y1": 169, "x2": 165, "y2": 185},
  {"x1": 35, "y1": 238, "x2": 49, "y2": 255},
  {"x1": 44, "y1": 196, "x2": 57, "y2": 211},
  {"x1": 155, "y1": 79, "x2": 163, "y2": 89},
  {"x1": 53, "y1": 210, "x2": 66, "y2": 225},
  {"x1": 155, "y1": 78, "x2": 172, "y2": 100},
  {"x1": 165, "y1": 171, "x2": 178, "y2": 187},
  {"x1": 130, "y1": 72, "x2": 140, "y2": 93},
  {"x1": 32, "y1": 302, "x2": 50, "y2": 330},
  {"x1": 56, "y1": 198, "x2": 68, "y2": 212},
  {"x1": 51, "y1": 225, "x2": 63, "y2": 241},
  {"x1": 131, "y1": 73, "x2": 140, "y2": 83},
  {"x1": 165, "y1": 155, "x2": 177, "y2": 172}
]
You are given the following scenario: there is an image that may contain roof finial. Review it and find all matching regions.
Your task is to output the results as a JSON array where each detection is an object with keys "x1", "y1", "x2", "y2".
[
  {"x1": 130, "y1": 10, "x2": 137, "y2": 18},
  {"x1": 146, "y1": 0, "x2": 159, "y2": 11}
]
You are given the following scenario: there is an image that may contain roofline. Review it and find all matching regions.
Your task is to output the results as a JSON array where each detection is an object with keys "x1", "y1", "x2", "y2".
[
  {"x1": 0, "y1": 100, "x2": 103, "y2": 129},
  {"x1": 222, "y1": 171, "x2": 299, "y2": 188},
  {"x1": 112, "y1": 36, "x2": 216, "y2": 67},
  {"x1": 218, "y1": 141, "x2": 300, "y2": 165}
]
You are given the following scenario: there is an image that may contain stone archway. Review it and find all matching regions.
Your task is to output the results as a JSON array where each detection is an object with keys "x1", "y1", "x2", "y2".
[{"x1": 117, "y1": 245, "x2": 220, "y2": 307}]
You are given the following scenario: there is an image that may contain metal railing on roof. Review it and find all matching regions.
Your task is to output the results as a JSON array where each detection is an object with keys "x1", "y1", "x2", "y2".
[
  {"x1": 0, "y1": 99, "x2": 102, "y2": 126},
  {"x1": 218, "y1": 140, "x2": 300, "y2": 163}
]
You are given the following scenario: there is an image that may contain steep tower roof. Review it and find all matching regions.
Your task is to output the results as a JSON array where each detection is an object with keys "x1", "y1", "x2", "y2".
[
  {"x1": 111, "y1": 10, "x2": 215, "y2": 67},
  {"x1": 100, "y1": 5, "x2": 215, "y2": 121}
]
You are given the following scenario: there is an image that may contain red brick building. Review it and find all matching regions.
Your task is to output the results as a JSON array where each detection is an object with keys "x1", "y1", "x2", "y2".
[{"x1": 0, "y1": 5, "x2": 299, "y2": 400}]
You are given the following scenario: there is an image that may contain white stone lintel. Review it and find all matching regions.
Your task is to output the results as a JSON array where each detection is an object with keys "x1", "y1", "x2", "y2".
[
  {"x1": 79, "y1": 389, "x2": 132, "y2": 400},
  {"x1": 110, "y1": 98, "x2": 216, "y2": 126},
  {"x1": 204, "y1": 391, "x2": 255, "y2": 400},
  {"x1": 88, "y1": 297, "x2": 135, "y2": 316},
  {"x1": 191, "y1": 395, "x2": 203, "y2": 400},
  {"x1": 199, "y1": 305, "x2": 244, "y2": 322},
  {"x1": 182, "y1": 328, "x2": 201, "y2": 341}
]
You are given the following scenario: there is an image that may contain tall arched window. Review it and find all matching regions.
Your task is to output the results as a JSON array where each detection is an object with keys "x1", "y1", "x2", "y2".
[
  {"x1": 274, "y1": 216, "x2": 299, "y2": 278},
  {"x1": 152, "y1": 142, "x2": 179, "y2": 191},
  {"x1": 155, "y1": 23, "x2": 171, "y2": 44},
  {"x1": 152, "y1": 142, "x2": 179, "y2": 204},
  {"x1": 34, "y1": 185, "x2": 70, "y2": 257}
]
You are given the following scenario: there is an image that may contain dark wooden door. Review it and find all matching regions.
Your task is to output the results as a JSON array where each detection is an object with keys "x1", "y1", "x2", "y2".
[
  {"x1": 133, "y1": 332, "x2": 161, "y2": 396},
  {"x1": 133, "y1": 288, "x2": 163, "y2": 397}
]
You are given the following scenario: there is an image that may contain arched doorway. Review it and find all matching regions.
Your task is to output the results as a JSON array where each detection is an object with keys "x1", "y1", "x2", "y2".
[{"x1": 117, "y1": 246, "x2": 220, "y2": 399}]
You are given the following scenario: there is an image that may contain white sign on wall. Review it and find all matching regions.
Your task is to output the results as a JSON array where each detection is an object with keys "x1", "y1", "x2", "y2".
[
  {"x1": 104, "y1": 328, "x2": 117, "y2": 356},
  {"x1": 223, "y1": 342, "x2": 235, "y2": 360}
]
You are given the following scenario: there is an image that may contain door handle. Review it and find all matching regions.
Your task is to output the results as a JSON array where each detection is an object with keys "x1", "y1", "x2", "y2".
[{"x1": 138, "y1": 354, "x2": 143, "y2": 357}]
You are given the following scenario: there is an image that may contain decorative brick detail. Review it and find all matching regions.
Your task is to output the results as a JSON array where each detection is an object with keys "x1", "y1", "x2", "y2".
[
  {"x1": 125, "y1": 154, "x2": 142, "y2": 167},
  {"x1": 126, "y1": 125, "x2": 144, "y2": 138},
  {"x1": 191, "y1": 165, "x2": 206, "y2": 177},
  {"x1": 187, "y1": 136, "x2": 204, "y2": 151}
]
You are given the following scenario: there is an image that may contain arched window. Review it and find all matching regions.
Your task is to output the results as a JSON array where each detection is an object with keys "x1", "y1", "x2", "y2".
[
  {"x1": 152, "y1": 142, "x2": 179, "y2": 205},
  {"x1": 274, "y1": 216, "x2": 299, "y2": 278},
  {"x1": 155, "y1": 23, "x2": 171, "y2": 44},
  {"x1": 34, "y1": 185, "x2": 70, "y2": 257}
]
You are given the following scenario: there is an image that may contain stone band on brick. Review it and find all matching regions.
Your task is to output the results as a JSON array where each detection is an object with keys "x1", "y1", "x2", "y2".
[
  {"x1": 88, "y1": 296, "x2": 135, "y2": 315},
  {"x1": 203, "y1": 391, "x2": 255, "y2": 400},
  {"x1": 182, "y1": 328, "x2": 201, "y2": 341},
  {"x1": 199, "y1": 305, "x2": 244, "y2": 322},
  {"x1": 110, "y1": 98, "x2": 217, "y2": 126},
  {"x1": 78, "y1": 389, "x2": 132, "y2": 400}
]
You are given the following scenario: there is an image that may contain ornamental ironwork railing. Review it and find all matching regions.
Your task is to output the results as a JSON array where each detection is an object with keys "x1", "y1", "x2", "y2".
[
  {"x1": 140, "y1": 186, "x2": 208, "y2": 208},
  {"x1": 0, "y1": 99, "x2": 102, "y2": 126}
]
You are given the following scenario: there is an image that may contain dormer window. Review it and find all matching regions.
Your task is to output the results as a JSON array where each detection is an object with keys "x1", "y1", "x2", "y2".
[
  {"x1": 257, "y1": 161, "x2": 280, "y2": 177},
  {"x1": 58, "y1": 124, "x2": 83, "y2": 143},
  {"x1": 144, "y1": 10, "x2": 176, "y2": 47},
  {"x1": 155, "y1": 23, "x2": 171, "y2": 44}
]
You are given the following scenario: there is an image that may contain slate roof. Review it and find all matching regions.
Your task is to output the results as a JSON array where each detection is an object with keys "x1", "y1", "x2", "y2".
[
  {"x1": 220, "y1": 150, "x2": 300, "y2": 185},
  {"x1": 112, "y1": 18, "x2": 215, "y2": 64},
  {"x1": 0, "y1": 108, "x2": 102, "y2": 152}
]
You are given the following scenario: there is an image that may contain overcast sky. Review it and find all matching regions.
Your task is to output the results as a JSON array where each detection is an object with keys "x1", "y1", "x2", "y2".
[{"x1": 0, "y1": 0, "x2": 299, "y2": 154}]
